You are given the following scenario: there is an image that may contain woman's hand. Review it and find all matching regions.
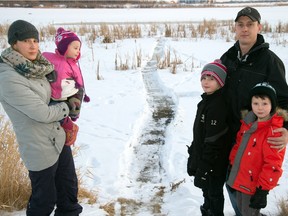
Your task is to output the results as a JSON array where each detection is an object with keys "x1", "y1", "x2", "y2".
[{"x1": 267, "y1": 127, "x2": 288, "y2": 151}]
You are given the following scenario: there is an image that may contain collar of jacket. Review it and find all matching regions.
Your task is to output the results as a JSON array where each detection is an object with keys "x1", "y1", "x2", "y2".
[
  {"x1": 201, "y1": 87, "x2": 224, "y2": 100},
  {"x1": 55, "y1": 49, "x2": 79, "y2": 63},
  {"x1": 242, "y1": 110, "x2": 285, "y2": 129},
  {"x1": 226, "y1": 34, "x2": 269, "y2": 61}
]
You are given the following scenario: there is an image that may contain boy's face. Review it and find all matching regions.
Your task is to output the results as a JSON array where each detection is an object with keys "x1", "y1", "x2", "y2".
[
  {"x1": 251, "y1": 95, "x2": 272, "y2": 121},
  {"x1": 201, "y1": 75, "x2": 221, "y2": 95},
  {"x1": 65, "y1": 40, "x2": 81, "y2": 59}
]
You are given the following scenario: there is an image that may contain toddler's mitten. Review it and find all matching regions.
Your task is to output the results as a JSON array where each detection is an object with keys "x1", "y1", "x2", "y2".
[
  {"x1": 84, "y1": 94, "x2": 90, "y2": 102},
  {"x1": 249, "y1": 187, "x2": 269, "y2": 209},
  {"x1": 67, "y1": 97, "x2": 81, "y2": 121}
]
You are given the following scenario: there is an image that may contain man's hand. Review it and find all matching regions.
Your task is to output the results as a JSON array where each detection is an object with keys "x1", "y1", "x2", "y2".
[{"x1": 267, "y1": 127, "x2": 288, "y2": 151}]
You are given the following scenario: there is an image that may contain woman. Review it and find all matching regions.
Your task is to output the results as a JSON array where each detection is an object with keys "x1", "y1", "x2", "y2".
[{"x1": 0, "y1": 20, "x2": 82, "y2": 216}]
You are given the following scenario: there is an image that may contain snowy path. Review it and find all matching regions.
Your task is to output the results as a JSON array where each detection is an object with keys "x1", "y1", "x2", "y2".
[
  {"x1": 134, "y1": 39, "x2": 176, "y2": 184},
  {"x1": 116, "y1": 39, "x2": 178, "y2": 215}
]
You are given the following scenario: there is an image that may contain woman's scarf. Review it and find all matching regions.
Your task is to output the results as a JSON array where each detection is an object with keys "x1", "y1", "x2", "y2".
[{"x1": 1, "y1": 47, "x2": 54, "y2": 79}]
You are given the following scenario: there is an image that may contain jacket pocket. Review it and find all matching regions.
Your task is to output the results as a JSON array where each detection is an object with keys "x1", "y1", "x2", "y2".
[{"x1": 48, "y1": 122, "x2": 64, "y2": 154}]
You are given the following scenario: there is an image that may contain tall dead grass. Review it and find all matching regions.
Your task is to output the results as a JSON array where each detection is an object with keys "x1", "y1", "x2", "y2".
[
  {"x1": 277, "y1": 197, "x2": 288, "y2": 216},
  {"x1": 0, "y1": 116, "x2": 30, "y2": 211}
]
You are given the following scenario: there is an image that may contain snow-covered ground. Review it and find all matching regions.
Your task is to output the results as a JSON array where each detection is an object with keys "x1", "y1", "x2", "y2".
[{"x1": 1, "y1": 5, "x2": 288, "y2": 216}]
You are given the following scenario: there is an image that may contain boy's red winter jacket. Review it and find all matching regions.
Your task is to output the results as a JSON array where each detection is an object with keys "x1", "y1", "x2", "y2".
[{"x1": 227, "y1": 111, "x2": 286, "y2": 195}]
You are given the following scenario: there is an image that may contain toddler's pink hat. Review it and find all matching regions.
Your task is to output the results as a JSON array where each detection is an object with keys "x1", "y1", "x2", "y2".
[{"x1": 55, "y1": 27, "x2": 81, "y2": 56}]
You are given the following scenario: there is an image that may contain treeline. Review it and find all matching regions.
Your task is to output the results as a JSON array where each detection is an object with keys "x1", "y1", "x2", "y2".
[
  {"x1": 0, "y1": 0, "x2": 288, "y2": 8},
  {"x1": 0, "y1": 0, "x2": 171, "y2": 8}
]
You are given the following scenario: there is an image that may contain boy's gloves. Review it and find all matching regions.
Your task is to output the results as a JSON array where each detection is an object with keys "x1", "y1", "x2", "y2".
[
  {"x1": 194, "y1": 168, "x2": 210, "y2": 189},
  {"x1": 249, "y1": 187, "x2": 269, "y2": 209},
  {"x1": 187, "y1": 155, "x2": 195, "y2": 176},
  {"x1": 194, "y1": 162, "x2": 213, "y2": 189},
  {"x1": 187, "y1": 145, "x2": 195, "y2": 176}
]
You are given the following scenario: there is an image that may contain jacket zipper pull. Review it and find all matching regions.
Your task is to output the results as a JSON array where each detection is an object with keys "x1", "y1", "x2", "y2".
[
  {"x1": 252, "y1": 138, "x2": 256, "y2": 147},
  {"x1": 249, "y1": 170, "x2": 253, "y2": 181}
]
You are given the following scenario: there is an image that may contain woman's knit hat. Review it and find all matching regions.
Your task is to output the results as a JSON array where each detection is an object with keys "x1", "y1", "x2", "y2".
[
  {"x1": 55, "y1": 27, "x2": 81, "y2": 56},
  {"x1": 249, "y1": 82, "x2": 277, "y2": 113},
  {"x1": 201, "y1": 60, "x2": 227, "y2": 87},
  {"x1": 8, "y1": 20, "x2": 39, "y2": 45}
]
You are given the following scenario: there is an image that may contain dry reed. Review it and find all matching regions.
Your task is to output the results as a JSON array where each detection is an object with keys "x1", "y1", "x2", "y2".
[
  {"x1": 0, "y1": 116, "x2": 30, "y2": 211},
  {"x1": 277, "y1": 197, "x2": 288, "y2": 216}
]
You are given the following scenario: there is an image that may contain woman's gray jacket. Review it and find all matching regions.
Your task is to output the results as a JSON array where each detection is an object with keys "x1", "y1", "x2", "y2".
[{"x1": 0, "y1": 63, "x2": 69, "y2": 171}]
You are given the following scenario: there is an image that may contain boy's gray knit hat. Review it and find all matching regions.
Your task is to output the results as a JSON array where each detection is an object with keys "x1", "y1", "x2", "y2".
[
  {"x1": 8, "y1": 20, "x2": 39, "y2": 45},
  {"x1": 201, "y1": 59, "x2": 227, "y2": 87}
]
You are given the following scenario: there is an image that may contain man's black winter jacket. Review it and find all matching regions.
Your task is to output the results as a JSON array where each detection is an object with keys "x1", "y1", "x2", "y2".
[{"x1": 221, "y1": 34, "x2": 288, "y2": 141}]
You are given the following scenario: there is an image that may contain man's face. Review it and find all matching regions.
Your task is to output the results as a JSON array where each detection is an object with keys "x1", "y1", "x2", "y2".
[{"x1": 235, "y1": 16, "x2": 262, "y2": 47}]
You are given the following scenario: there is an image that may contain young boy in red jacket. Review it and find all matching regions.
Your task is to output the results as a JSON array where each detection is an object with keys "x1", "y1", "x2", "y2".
[{"x1": 227, "y1": 82, "x2": 287, "y2": 216}]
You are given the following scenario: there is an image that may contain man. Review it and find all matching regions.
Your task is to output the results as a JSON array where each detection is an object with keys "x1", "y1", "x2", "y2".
[{"x1": 220, "y1": 7, "x2": 288, "y2": 216}]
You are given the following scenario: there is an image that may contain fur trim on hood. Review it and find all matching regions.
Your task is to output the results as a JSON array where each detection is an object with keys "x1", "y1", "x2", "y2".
[{"x1": 241, "y1": 107, "x2": 288, "y2": 121}]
